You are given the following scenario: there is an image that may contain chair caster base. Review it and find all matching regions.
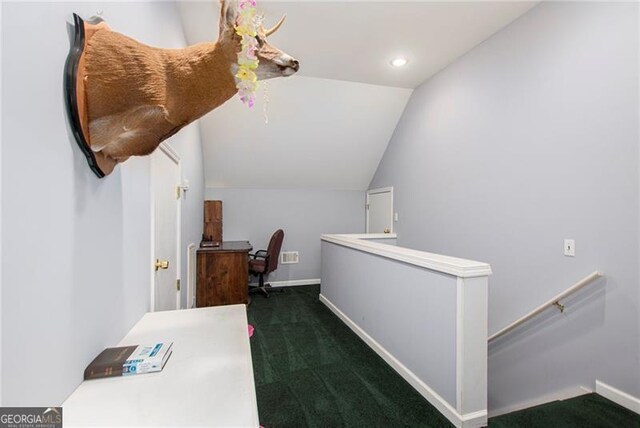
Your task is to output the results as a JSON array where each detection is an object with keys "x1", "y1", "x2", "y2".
[{"x1": 249, "y1": 284, "x2": 285, "y2": 299}]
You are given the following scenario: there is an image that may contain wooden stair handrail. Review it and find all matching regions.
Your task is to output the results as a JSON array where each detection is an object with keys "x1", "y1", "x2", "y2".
[{"x1": 488, "y1": 271, "x2": 604, "y2": 342}]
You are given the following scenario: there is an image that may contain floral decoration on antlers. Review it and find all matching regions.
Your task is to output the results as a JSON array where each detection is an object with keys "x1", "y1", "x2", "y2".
[{"x1": 235, "y1": 0, "x2": 262, "y2": 107}]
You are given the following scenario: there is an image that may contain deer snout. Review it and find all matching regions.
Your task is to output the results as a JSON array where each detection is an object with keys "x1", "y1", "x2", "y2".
[
  {"x1": 275, "y1": 55, "x2": 299, "y2": 76},
  {"x1": 280, "y1": 58, "x2": 299, "y2": 76},
  {"x1": 255, "y1": 52, "x2": 300, "y2": 80}
]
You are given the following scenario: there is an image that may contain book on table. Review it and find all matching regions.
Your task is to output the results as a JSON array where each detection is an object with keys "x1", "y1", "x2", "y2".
[{"x1": 84, "y1": 342, "x2": 173, "y2": 380}]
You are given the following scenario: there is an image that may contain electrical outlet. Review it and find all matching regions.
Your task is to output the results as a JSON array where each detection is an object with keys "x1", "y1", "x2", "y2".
[
  {"x1": 394, "y1": 212, "x2": 399, "y2": 222},
  {"x1": 564, "y1": 239, "x2": 575, "y2": 257}
]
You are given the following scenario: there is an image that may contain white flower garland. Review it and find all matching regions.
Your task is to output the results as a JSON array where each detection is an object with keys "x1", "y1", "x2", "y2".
[{"x1": 234, "y1": 0, "x2": 262, "y2": 108}]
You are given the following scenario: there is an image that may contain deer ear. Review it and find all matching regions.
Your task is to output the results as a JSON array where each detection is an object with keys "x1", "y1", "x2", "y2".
[{"x1": 219, "y1": 0, "x2": 239, "y2": 36}]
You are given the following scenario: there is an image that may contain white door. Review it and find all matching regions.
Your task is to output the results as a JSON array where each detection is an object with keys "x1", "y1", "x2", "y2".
[
  {"x1": 151, "y1": 144, "x2": 181, "y2": 312},
  {"x1": 366, "y1": 187, "x2": 393, "y2": 233}
]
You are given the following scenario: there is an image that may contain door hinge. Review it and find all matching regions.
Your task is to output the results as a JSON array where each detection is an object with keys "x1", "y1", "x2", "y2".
[
  {"x1": 366, "y1": 204, "x2": 369, "y2": 210},
  {"x1": 176, "y1": 186, "x2": 181, "y2": 199},
  {"x1": 176, "y1": 279, "x2": 181, "y2": 291}
]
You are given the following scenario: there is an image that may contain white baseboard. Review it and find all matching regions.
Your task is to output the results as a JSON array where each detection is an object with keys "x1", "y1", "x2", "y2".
[
  {"x1": 596, "y1": 380, "x2": 640, "y2": 414},
  {"x1": 249, "y1": 278, "x2": 320, "y2": 288},
  {"x1": 489, "y1": 385, "x2": 592, "y2": 418},
  {"x1": 319, "y1": 293, "x2": 486, "y2": 428}
]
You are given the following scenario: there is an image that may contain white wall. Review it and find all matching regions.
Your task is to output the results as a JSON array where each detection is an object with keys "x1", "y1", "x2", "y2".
[
  {"x1": 1, "y1": 1, "x2": 204, "y2": 405},
  {"x1": 370, "y1": 2, "x2": 639, "y2": 411},
  {"x1": 205, "y1": 187, "x2": 364, "y2": 282}
]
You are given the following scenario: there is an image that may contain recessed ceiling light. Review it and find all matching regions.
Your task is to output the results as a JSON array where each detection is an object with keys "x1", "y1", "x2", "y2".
[{"x1": 390, "y1": 57, "x2": 408, "y2": 67}]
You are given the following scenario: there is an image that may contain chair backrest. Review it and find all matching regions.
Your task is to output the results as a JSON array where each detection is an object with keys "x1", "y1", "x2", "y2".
[{"x1": 265, "y1": 229, "x2": 285, "y2": 273}]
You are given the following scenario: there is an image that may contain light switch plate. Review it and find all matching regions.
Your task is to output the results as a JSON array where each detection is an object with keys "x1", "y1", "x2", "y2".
[
  {"x1": 564, "y1": 239, "x2": 575, "y2": 257},
  {"x1": 394, "y1": 212, "x2": 399, "y2": 222}
]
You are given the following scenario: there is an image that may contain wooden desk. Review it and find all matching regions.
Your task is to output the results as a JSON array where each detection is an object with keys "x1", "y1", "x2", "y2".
[
  {"x1": 197, "y1": 241, "x2": 252, "y2": 307},
  {"x1": 63, "y1": 305, "x2": 259, "y2": 427}
]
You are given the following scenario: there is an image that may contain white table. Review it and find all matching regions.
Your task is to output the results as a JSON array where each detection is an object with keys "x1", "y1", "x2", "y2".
[{"x1": 63, "y1": 305, "x2": 259, "y2": 427}]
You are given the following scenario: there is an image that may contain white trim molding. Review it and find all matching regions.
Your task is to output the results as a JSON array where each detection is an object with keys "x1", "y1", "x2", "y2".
[
  {"x1": 321, "y1": 234, "x2": 492, "y2": 278},
  {"x1": 596, "y1": 380, "x2": 640, "y2": 414},
  {"x1": 339, "y1": 233, "x2": 397, "y2": 240},
  {"x1": 158, "y1": 141, "x2": 180, "y2": 163},
  {"x1": 187, "y1": 243, "x2": 197, "y2": 309},
  {"x1": 249, "y1": 278, "x2": 320, "y2": 288},
  {"x1": 320, "y1": 294, "x2": 487, "y2": 428},
  {"x1": 489, "y1": 386, "x2": 592, "y2": 418}
]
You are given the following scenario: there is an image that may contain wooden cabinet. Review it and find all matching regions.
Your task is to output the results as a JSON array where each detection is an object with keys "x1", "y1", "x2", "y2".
[{"x1": 196, "y1": 241, "x2": 252, "y2": 307}]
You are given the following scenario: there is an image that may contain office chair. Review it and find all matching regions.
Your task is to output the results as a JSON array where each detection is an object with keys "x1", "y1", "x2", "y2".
[{"x1": 248, "y1": 229, "x2": 285, "y2": 298}]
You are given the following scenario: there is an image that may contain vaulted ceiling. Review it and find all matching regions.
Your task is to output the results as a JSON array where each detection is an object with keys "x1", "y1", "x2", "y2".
[{"x1": 177, "y1": 1, "x2": 537, "y2": 190}]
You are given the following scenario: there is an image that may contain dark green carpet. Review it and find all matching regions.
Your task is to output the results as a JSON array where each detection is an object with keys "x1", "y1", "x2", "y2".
[
  {"x1": 489, "y1": 393, "x2": 640, "y2": 427},
  {"x1": 247, "y1": 285, "x2": 640, "y2": 428},
  {"x1": 247, "y1": 284, "x2": 453, "y2": 428}
]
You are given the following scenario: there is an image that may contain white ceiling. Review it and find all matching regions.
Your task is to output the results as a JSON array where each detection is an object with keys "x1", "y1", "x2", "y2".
[
  {"x1": 178, "y1": 1, "x2": 537, "y2": 89},
  {"x1": 199, "y1": 76, "x2": 412, "y2": 190},
  {"x1": 176, "y1": 1, "x2": 538, "y2": 190}
]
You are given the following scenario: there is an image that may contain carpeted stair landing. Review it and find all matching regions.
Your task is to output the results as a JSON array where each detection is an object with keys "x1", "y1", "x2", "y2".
[
  {"x1": 247, "y1": 285, "x2": 640, "y2": 428},
  {"x1": 490, "y1": 393, "x2": 640, "y2": 427}
]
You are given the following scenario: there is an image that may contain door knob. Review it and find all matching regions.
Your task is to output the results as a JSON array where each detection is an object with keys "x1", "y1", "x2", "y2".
[{"x1": 155, "y1": 259, "x2": 169, "y2": 271}]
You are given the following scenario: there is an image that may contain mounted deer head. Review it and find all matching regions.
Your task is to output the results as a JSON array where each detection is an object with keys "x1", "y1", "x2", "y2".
[{"x1": 64, "y1": 0, "x2": 299, "y2": 177}]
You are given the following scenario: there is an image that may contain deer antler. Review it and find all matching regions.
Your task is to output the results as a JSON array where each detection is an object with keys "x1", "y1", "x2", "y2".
[{"x1": 265, "y1": 15, "x2": 286, "y2": 36}]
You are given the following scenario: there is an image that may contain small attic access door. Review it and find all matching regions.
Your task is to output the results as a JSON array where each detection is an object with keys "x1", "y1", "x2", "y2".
[{"x1": 366, "y1": 187, "x2": 393, "y2": 234}]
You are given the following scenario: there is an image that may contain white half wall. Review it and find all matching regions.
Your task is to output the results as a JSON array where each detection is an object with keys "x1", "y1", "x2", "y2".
[
  {"x1": 1, "y1": 1, "x2": 204, "y2": 405},
  {"x1": 320, "y1": 235, "x2": 491, "y2": 427},
  {"x1": 205, "y1": 187, "x2": 364, "y2": 282}
]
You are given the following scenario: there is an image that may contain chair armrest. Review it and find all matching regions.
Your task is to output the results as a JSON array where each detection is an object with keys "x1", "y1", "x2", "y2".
[{"x1": 249, "y1": 250, "x2": 268, "y2": 259}]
